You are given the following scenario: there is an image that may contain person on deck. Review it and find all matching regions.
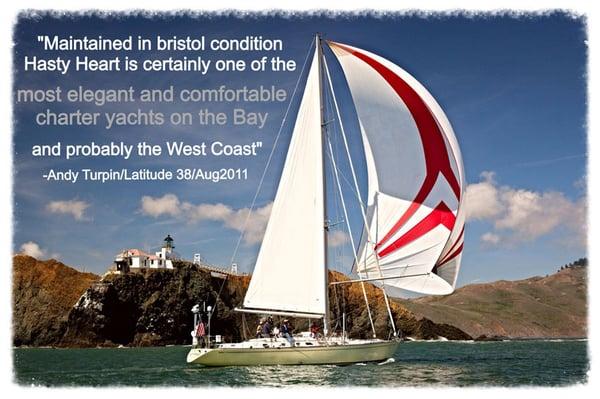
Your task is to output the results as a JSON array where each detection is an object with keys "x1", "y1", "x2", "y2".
[
  {"x1": 196, "y1": 320, "x2": 206, "y2": 348},
  {"x1": 281, "y1": 319, "x2": 294, "y2": 345},
  {"x1": 256, "y1": 319, "x2": 264, "y2": 339},
  {"x1": 261, "y1": 317, "x2": 272, "y2": 338},
  {"x1": 310, "y1": 321, "x2": 320, "y2": 338}
]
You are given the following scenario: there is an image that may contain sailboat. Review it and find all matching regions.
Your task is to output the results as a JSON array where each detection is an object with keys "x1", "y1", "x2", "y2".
[{"x1": 187, "y1": 35, "x2": 465, "y2": 366}]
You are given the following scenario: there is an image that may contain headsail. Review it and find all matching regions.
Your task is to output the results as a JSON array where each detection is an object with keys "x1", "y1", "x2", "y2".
[
  {"x1": 328, "y1": 41, "x2": 466, "y2": 296},
  {"x1": 242, "y1": 47, "x2": 327, "y2": 316}
]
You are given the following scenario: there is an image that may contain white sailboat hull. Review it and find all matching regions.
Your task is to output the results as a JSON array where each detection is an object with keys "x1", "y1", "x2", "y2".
[{"x1": 187, "y1": 337, "x2": 399, "y2": 366}]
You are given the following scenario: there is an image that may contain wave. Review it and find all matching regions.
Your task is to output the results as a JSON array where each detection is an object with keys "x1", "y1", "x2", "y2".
[
  {"x1": 403, "y1": 337, "x2": 462, "y2": 343},
  {"x1": 537, "y1": 338, "x2": 587, "y2": 343},
  {"x1": 378, "y1": 358, "x2": 395, "y2": 365}
]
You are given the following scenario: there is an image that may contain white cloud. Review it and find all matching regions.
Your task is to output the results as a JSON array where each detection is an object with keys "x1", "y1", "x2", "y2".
[
  {"x1": 140, "y1": 194, "x2": 272, "y2": 245},
  {"x1": 480, "y1": 232, "x2": 500, "y2": 245},
  {"x1": 140, "y1": 194, "x2": 181, "y2": 217},
  {"x1": 495, "y1": 190, "x2": 567, "y2": 239},
  {"x1": 221, "y1": 203, "x2": 273, "y2": 245},
  {"x1": 328, "y1": 230, "x2": 349, "y2": 247},
  {"x1": 19, "y1": 241, "x2": 46, "y2": 258},
  {"x1": 183, "y1": 202, "x2": 234, "y2": 222},
  {"x1": 46, "y1": 199, "x2": 90, "y2": 221},
  {"x1": 466, "y1": 171, "x2": 586, "y2": 247},
  {"x1": 465, "y1": 171, "x2": 503, "y2": 221},
  {"x1": 18, "y1": 241, "x2": 60, "y2": 259}
]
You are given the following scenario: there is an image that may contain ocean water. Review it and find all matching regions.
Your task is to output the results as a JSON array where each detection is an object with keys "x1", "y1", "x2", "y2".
[{"x1": 13, "y1": 340, "x2": 588, "y2": 387}]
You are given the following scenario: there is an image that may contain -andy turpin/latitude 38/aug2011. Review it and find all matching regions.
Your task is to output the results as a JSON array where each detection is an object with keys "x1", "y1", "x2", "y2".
[{"x1": 43, "y1": 166, "x2": 248, "y2": 183}]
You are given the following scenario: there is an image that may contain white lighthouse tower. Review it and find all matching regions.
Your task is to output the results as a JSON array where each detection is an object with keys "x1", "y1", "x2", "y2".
[
  {"x1": 155, "y1": 234, "x2": 176, "y2": 269},
  {"x1": 161, "y1": 234, "x2": 174, "y2": 257}
]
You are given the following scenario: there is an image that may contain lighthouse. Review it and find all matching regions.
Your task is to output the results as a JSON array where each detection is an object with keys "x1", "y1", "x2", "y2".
[
  {"x1": 158, "y1": 234, "x2": 176, "y2": 267},
  {"x1": 163, "y1": 234, "x2": 174, "y2": 250},
  {"x1": 112, "y1": 234, "x2": 180, "y2": 272}
]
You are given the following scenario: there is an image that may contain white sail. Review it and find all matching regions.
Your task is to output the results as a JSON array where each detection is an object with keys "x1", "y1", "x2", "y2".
[
  {"x1": 242, "y1": 48, "x2": 327, "y2": 316},
  {"x1": 328, "y1": 41, "x2": 466, "y2": 296}
]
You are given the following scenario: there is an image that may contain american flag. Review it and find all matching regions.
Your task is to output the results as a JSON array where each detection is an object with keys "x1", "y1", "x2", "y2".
[{"x1": 196, "y1": 322, "x2": 206, "y2": 337}]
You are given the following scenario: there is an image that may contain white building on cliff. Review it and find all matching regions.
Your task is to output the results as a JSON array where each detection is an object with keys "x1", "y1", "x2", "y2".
[{"x1": 114, "y1": 234, "x2": 180, "y2": 273}]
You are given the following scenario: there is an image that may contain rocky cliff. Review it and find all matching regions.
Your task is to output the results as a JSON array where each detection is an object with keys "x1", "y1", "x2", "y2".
[
  {"x1": 12, "y1": 257, "x2": 469, "y2": 347},
  {"x1": 396, "y1": 266, "x2": 587, "y2": 338},
  {"x1": 12, "y1": 255, "x2": 99, "y2": 346}
]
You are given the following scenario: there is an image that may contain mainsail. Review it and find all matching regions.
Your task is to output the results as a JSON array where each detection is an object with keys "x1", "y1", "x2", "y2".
[
  {"x1": 328, "y1": 41, "x2": 466, "y2": 296},
  {"x1": 242, "y1": 46, "x2": 327, "y2": 316}
]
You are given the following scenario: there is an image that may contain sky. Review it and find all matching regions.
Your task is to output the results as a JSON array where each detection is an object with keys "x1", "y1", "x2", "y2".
[{"x1": 12, "y1": 12, "x2": 587, "y2": 287}]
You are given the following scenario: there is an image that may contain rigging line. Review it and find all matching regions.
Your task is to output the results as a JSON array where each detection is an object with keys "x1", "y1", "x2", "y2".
[
  {"x1": 323, "y1": 55, "x2": 397, "y2": 336},
  {"x1": 325, "y1": 127, "x2": 376, "y2": 338},
  {"x1": 211, "y1": 39, "x2": 316, "y2": 314},
  {"x1": 331, "y1": 282, "x2": 341, "y2": 332},
  {"x1": 324, "y1": 104, "x2": 343, "y2": 333},
  {"x1": 324, "y1": 76, "x2": 346, "y2": 271},
  {"x1": 330, "y1": 158, "x2": 368, "y2": 226},
  {"x1": 325, "y1": 141, "x2": 343, "y2": 335},
  {"x1": 241, "y1": 313, "x2": 249, "y2": 341},
  {"x1": 322, "y1": 65, "x2": 376, "y2": 338},
  {"x1": 228, "y1": 38, "x2": 316, "y2": 267},
  {"x1": 326, "y1": 157, "x2": 368, "y2": 272}
]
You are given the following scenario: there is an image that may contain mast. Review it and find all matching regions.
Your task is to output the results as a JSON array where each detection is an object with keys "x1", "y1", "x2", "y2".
[{"x1": 316, "y1": 33, "x2": 331, "y2": 336}]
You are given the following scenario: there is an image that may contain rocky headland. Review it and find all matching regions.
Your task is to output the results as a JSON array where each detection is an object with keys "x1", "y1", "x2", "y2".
[
  {"x1": 13, "y1": 255, "x2": 587, "y2": 347},
  {"x1": 12, "y1": 255, "x2": 470, "y2": 347}
]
